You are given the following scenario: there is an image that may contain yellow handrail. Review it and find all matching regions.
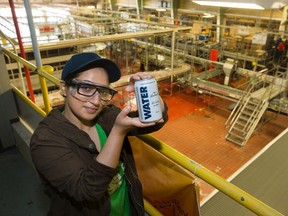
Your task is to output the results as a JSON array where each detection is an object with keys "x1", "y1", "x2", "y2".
[
  {"x1": 4, "y1": 48, "x2": 36, "y2": 70},
  {"x1": 144, "y1": 199, "x2": 163, "y2": 216},
  {"x1": 11, "y1": 83, "x2": 46, "y2": 118},
  {"x1": 137, "y1": 134, "x2": 284, "y2": 216},
  {"x1": 3, "y1": 48, "x2": 54, "y2": 115}
]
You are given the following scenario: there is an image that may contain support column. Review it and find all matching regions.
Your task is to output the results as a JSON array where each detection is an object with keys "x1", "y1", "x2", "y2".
[
  {"x1": 136, "y1": 0, "x2": 142, "y2": 18},
  {"x1": 0, "y1": 48, "x2": 18, "y2": 151},
  {"x1": 279, "y1": 6, "x2": 288, "y2": 32},
  {"x1": 217, "y1": 7, "x2": 225, "y2": 43}
]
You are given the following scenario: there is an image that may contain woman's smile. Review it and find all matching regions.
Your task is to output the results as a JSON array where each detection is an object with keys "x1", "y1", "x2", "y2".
[{"x1": 84, "y1": 105, "x2": 98, "y2": 114}]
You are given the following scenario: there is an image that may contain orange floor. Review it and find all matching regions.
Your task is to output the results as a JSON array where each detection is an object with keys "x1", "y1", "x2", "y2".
[{"x1": 150, "y1": 83, "x2": 288, "y2": 201}]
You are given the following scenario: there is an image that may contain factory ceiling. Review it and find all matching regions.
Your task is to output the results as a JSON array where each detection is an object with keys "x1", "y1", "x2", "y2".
[{"x1": 192, "y1": 0, "x2": 288, "y2": 9}]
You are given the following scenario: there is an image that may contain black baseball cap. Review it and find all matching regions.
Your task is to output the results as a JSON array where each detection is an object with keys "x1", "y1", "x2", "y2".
[{"x1": 61, "y1": 52, "x2": 121, "y2": 83}]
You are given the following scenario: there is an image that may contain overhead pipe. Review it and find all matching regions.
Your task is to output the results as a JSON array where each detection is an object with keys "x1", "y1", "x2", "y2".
[
  {"x1": 23, "y1": 0, "x2": 42, "y2": 67},
  {"x1": 170, "y1": 30, "x2": 175, "y2": 84},
  {"x1": 6, "y1": 27, "x2": 193, "y2": 53},
  {"x1": 8, "y1": 0, "x2": 35, "y2": 102},
  {"x1": 23, "y1": 0, "x2": 51, "y2": 113}
]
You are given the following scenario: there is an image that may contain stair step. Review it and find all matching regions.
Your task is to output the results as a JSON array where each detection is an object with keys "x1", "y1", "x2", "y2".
[
  {"x1": 247, "y1": 102, "x2": 258, "y2": 107},
  {"x1": 242, "y1": 113, "x2": 258, "y2": 119},
  {"x1": 232, "y1": 125, "x2": 246, "y2": 133},
  {"x1": 245, "y1": 104, "x2": 262, "y2": 111},
  {"x1": 242, "y1": 110, "x2": 254, "y2": 116},
  {"x1": 236, "y1": 120, "x2": 254, "y2": 129},
  {"x1": 248, "y1": 99, "x2": 260, "y2": 105},
  {"x1": 229, "y1": 131, "x2": 245, "y2": 139},
  {"x1": 235, "y1": 121, "x2": 246, "y2": 127},
  {"x1": 239, "y1": 113, "x2": 258, "y2": 121},
  {"x1": 226, "y1": 135, "x2": 244, "y2": 146},
  {"x1": 239, "y1": 115, "x2": 250, "y2": 121},
  {"x1": 245, "y1": 105, "x2": 257, "y2": 111}
]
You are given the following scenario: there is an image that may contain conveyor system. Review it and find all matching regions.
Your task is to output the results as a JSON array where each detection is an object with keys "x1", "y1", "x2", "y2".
[{"x1": 189, "y1": 62, "x2": 287, "y2": 146}]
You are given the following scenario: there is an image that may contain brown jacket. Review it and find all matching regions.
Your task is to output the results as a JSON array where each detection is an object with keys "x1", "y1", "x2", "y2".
[{"x1": 30, "y1": 104, "x2": 168, "y2": 216}]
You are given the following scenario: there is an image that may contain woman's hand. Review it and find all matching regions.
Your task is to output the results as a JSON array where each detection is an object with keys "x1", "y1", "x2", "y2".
[{"x1": 114, "y1": 105, "x2": 156, "y2": 134}]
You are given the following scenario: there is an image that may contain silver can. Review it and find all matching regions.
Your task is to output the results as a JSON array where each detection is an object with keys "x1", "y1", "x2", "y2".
[{"x1": 134, "y1": 78, "x2": 162, "y2": 122}]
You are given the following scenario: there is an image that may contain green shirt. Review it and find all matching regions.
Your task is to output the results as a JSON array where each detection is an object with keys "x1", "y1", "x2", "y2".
[{"x1": 95, "y1": 124, "x2": 131, "y2": 216}]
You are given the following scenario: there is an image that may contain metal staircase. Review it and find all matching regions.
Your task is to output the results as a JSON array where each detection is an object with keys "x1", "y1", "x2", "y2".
[
  {"x1": 225, "y1": 95, "x2": 268, "y2": 146},
  {"x1": 225, "y1": 70, "x2": 286, "y2": 147}
]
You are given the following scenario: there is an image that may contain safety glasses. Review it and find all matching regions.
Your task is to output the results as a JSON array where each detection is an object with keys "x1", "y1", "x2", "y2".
[{"x1": 66, "y1": 79, "x2": 117, "y2": 101}]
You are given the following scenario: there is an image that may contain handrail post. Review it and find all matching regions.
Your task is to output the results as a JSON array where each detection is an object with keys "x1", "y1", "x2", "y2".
[{"x1": 37, "y1": 66, "x2": 53, "y2": 114}]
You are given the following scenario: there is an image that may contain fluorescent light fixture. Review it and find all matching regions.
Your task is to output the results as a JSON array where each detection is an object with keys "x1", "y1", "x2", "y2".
[
  {"x1": 87, "y1": 5, "x2": 95, "y2": 9},
  {"x1": 193, "y1": 0, "x2": 265, "y2": 9},
  {"x1": 156, "y1": 8, "x2": 167, "y2": 12},
  {"x1": 203, "y1": 13, "x2": 215, "y2": 18}
]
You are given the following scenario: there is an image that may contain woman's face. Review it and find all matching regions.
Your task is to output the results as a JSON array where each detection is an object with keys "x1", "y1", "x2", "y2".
[{"x1": 64, "y1": 67, "x2": 110, "y2": 126}]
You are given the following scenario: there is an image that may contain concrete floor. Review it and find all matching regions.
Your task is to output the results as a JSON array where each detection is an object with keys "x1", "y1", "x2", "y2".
[
  {"x1": 0, "y1": 147, "x2": 49, "y2": 216},
  {"x1": 152, "y1": 85, "x2": 288, "y2": 202}
]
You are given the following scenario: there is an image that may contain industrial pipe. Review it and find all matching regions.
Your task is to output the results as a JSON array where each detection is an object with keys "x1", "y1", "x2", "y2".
[
  {"x1": 23, "y1": 0, "x2": 52, "y2": 113},
  {"x1": 8, "y1": 0, "x2": 35, "y2": 102}
]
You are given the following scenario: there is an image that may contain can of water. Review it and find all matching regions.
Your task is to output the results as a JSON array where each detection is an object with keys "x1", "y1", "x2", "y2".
[{"x1": 134, "y1": 78, "x2": 162, "y2": 122}]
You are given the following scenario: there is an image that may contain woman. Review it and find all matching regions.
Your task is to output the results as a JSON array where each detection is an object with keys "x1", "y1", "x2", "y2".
[{"x1": 30, "y1": 52, "x2": 168, "y2": 216}]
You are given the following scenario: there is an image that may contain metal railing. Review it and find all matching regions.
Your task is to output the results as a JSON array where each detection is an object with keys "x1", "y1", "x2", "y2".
[
  {"x1": 137, "y1": 135, "x2": 283, "y2": 216},
  {"x1": 2, "y1": 46, "x2": 284, "y2": 216},
  {"x1": 224, "y1": 84, "x2": 252, "y2": 129}
]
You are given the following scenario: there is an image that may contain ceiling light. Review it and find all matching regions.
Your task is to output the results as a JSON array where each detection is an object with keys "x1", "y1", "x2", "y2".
[
  {"x1": 193, "y1": 0, "x2": 265, "y2": 9},
  {"x1": 203, "y1": 13, "x2": 215, "y2": 18},
  {"x1": 87, "y1": 5, "x2": 95, "y2": 9},
  {"x1": 156, "y1": 8, "x2": 167, "y2": 12}
]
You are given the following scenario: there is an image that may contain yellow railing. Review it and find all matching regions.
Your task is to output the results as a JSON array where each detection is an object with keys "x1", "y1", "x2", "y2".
[
  {"x1": 3, "y1": 48, "x2": 284, "y2": 216},
  {"x1": 4, "y1": 49, "x2": 53, "y2": 114},
  {"x1": 137, "y1": 135, "x2": 283, "y2": 216},
  {"x1": 11, "y1": 83, "x2": 47, "y2": 118}
]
